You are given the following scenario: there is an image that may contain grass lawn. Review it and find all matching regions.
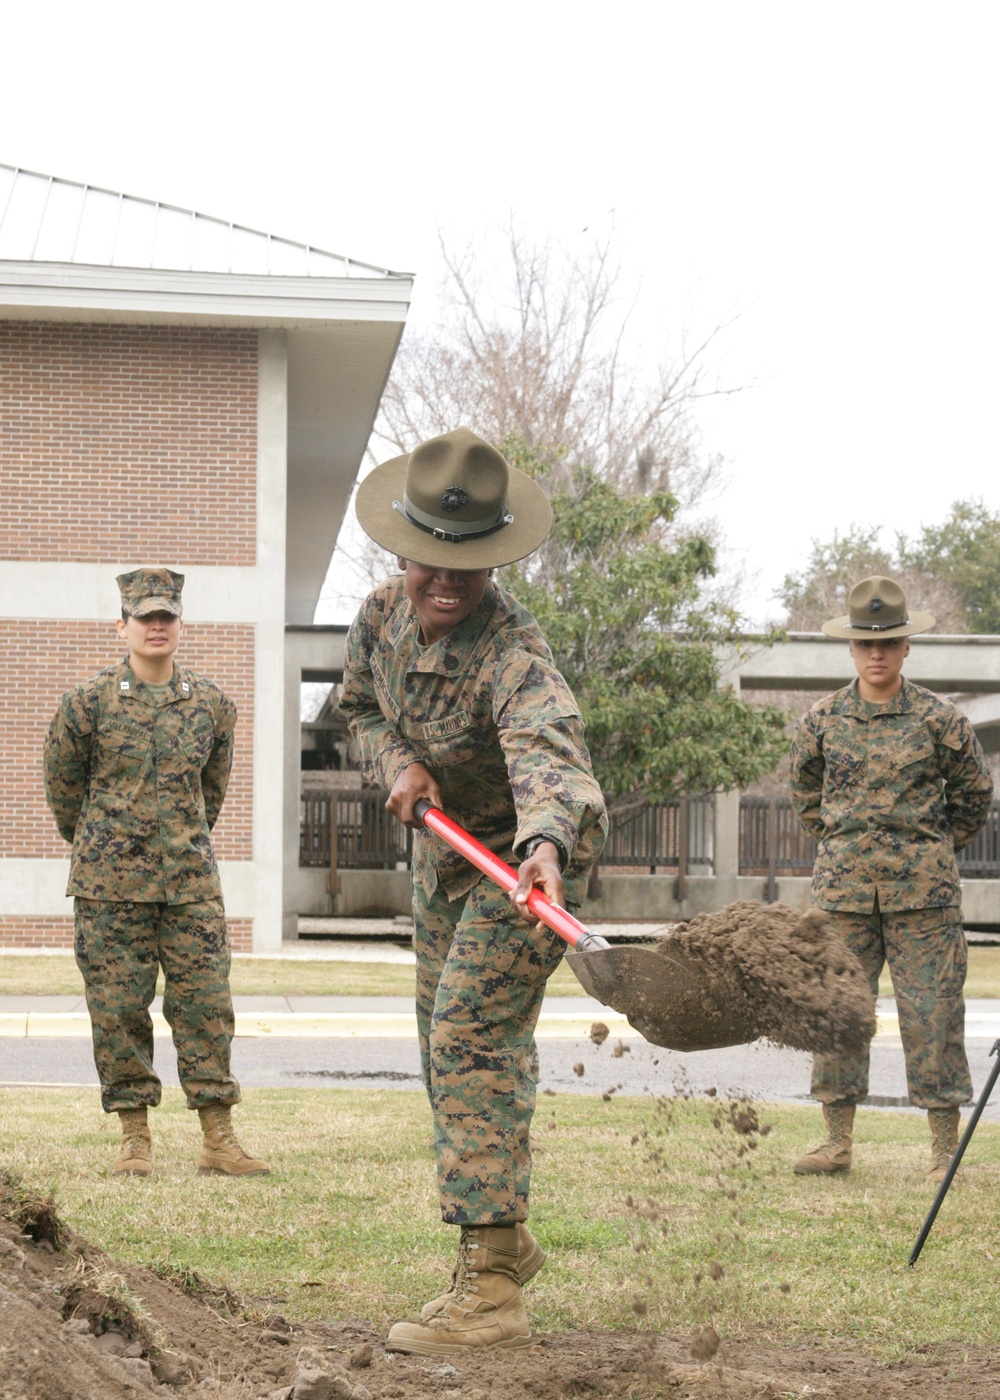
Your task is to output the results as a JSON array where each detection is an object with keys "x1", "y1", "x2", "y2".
[
  {"x1": 0, "y1": 952, "x2": 580, "y2": 998},
  {"x1": 4, "y1": 944, "x2": 1000, "y2": 998},
  {"x1": 2, "y1": 1086, "x2": 999, "y2": 1357}
]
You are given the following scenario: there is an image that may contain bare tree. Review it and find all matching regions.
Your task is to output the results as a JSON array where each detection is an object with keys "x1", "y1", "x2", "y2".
[
  {"x1": 377, "y1": 221, "x2": 737, "y2": 500},
  {"x1": 329, "y1": 220, "x2": 742, "y2": 606}
]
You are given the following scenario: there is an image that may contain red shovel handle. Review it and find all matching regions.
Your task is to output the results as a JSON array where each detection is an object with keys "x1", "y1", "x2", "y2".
[{"x1": 413, "y1": 799, "x2": 610, "y2": 953}]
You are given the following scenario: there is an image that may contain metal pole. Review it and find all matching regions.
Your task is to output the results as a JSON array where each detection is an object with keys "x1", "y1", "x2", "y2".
[{"x1": 908, "y1": 1038, "x2": 1000, "y2": 1267}]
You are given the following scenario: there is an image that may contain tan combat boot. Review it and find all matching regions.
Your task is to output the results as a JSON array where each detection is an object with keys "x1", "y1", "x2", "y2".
[
  {"x1": 196, "y1": 1105, "x2": 270, "y2": 1176},
  {"x1": 926, "y1": 1107, "x2": 962, "y2": 1183},
  {"x1": 419, "y1": 1222, "x2": 545, "y2": 1320},
  {"x1": 793, "y1": 1103, "x2": 855, "y2": 1175},
  {"x1": 387, "y1": 1224, "x2": 533, "y2": 1355},
  {"x1": 114, "y1": 1107, "x2": 153, "y2": 1177}
]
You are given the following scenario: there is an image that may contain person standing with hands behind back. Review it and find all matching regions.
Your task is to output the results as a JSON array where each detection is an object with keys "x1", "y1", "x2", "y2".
[
  {"x1": 43, "y1": 567, "x2": 269, "y2": 1179},
  {"x1": 789, "y1": 576, "x2": 992, "y2": 1182},
  {"x1": 341, "y1": 428, "x2": 607, "y2": 1355}
]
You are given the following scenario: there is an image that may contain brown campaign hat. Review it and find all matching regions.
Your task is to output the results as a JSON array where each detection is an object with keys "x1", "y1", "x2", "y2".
[
  {"x1": 355, "y1": 427, "x2": 552, "y2": 569},
  {"x1": 822, "y1": 576, "x2": 934, "y2": 640},
  {"x1": 117, "y1": 567, "x2": 185, "y2": 617}
]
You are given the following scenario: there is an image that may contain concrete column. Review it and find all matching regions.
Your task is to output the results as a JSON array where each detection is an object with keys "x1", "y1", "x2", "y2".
[
  {"x1": 283, "y1": 643, "x2": 306, "y2": 938},
  {"x1": 713, "y1": 789, "x2": 742, "y2": 901},
  {"x1": 253, "y1": 330, "x2": 288, "y2": 950},
  {"x1": 711, "y1": 655, "x2": 744, "y2": 902}
]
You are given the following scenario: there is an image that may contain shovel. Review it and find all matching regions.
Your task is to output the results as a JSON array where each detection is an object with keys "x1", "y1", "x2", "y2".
[{"x1": 413, "y1": 801, "x2": 758, "y2": 1052}]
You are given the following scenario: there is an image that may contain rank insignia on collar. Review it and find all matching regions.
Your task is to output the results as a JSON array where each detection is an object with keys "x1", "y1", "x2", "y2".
[
  {"x1": 120, "y1": 681, "x2": 129, "y2": 691},
  {"x1": 182, "y1": 682, "x2": 190, "y2": 693}
]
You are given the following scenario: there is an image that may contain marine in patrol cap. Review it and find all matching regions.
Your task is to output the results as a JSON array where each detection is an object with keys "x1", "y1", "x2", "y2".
[
  {"x1": 822, "y1": 576, "x2": 934, "y2": 640},
  {"x1": 117, "y1": 567, "x2": 185, "y2": 618}
]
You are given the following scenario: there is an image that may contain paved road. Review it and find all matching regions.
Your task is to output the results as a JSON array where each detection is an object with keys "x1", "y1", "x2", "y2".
[{"x1": 4, "y1": 1017, "x2": 1000, "y2": 1120}]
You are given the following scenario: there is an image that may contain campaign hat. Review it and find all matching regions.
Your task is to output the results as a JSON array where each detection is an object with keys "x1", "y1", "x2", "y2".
[
  {"x1": 355, "y1": 427, "x2": 552, "y2": 569},
  {"x1": 822, "y1": 576, "x2": 934, "y2": 640}
]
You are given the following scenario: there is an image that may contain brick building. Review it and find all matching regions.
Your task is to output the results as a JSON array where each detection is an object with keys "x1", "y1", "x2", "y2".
[{"x1": 0, "y1": 164, "x2": 412, "y2": 950}]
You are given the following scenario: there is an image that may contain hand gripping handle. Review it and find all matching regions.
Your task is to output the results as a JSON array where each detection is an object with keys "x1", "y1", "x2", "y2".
[{"x1": 413, "y1": 799, "x2": 610, "y2": 952}]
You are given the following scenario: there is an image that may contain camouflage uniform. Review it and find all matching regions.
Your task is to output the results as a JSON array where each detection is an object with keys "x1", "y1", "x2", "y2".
[
  {"x1": 341, "y1": 575, "x2": 607, "y2": 1223},
  {"x1": 789, "y1": 677, "x2": 993, "y2": 1108},
  {"x1": 44, "y1": 660, "x2": 240, "y2": 1113}
]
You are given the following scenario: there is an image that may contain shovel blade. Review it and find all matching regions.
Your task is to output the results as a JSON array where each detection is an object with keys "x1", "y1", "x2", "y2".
[{"x1": 566, "y1": 943, "x2": 759, "y2": 1053}]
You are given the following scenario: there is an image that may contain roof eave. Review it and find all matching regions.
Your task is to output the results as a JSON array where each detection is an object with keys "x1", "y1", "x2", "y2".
[{"x1": 0, "y1": 261, "x2": 414, "y2": 326}]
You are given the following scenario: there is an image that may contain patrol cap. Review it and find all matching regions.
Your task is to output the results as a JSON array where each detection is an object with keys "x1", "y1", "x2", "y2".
[
  {"x1": 117, "y1": 567, "x2": 184, "y2": 618},
  {"x1": 822, "y1": 576, "x2": 934, "y2": 640}
]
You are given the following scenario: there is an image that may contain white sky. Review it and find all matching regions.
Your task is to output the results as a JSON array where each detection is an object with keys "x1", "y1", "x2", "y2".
[{"x1": 4, "y1": 1, "x2": 998, "y2": 627}]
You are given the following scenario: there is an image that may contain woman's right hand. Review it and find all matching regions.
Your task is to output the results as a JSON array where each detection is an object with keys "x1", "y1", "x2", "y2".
[{"x1": 386, "y1": 763, "x2": 444, "y2": 828}]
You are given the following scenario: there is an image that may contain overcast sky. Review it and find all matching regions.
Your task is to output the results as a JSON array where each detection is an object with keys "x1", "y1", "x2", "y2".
[{"x1": 4, "y1": 1, "x2": 998, "y2": 626}]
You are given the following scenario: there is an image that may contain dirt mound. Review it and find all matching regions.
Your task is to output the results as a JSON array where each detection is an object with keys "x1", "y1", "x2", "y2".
[
  {"x1": 658, "y1": 901, "x2": 877, "y2": 1054},
  {"x1": 3, "y1": 1170, "x2": 996, "y2": 1399}
]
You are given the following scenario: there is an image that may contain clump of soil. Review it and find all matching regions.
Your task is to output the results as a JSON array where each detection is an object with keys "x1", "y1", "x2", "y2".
[
  {"x1": 656, "y1": 901, "x2": 876, "y2": 1055},
  {"x1": 1, "y1": 1167, "x2": 997, "y2": 1398}
]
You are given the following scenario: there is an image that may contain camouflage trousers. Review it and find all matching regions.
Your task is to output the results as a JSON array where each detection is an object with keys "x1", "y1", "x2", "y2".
[
  {"x1": 74, "y1": 897, "x2": 240, "y2": 1114},
  {"x1": 810, "y1": 903, "x2": 972, "y2": 1110},
  {"x1": 413, "y1": 875, "x2": 568, "y2": 1226}
]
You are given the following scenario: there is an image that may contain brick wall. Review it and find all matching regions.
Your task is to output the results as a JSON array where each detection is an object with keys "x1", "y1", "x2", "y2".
[
  {"x1": 0, "y1": 916, "x2": 254, "y2": 952},
  {"x1": 1, "y1": 621, "x2": 255, "y2": 862},
  {"x1": 0, "y1": 320, "x2": 262, "y2": 950},
  {"x1": 0, "y1": 323, "x2": 258, "y2": 564}
]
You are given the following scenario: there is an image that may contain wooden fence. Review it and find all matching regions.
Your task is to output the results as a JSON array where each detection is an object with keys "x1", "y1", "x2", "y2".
[{"x1": 301, "y1": 791, "x2": 1000, "y2": 895}]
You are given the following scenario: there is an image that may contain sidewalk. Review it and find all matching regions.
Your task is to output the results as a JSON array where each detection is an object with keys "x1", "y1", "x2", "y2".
[{"x1": 5, "y1": 933, "x2": 1000, "y2": 1043}]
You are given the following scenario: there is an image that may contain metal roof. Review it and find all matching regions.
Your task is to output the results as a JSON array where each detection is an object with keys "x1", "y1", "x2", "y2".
[{"x1": 0, "y1": 162, "x2": 409, "y2": 280}]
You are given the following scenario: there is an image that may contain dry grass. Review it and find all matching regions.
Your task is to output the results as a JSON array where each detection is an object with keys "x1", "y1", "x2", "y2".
[
  {"x1": 2, "y1": 1085, "x2": 999, "y2": 1358},
  {"x1": 4, "y1": 945, "x2": 1000, "y2": 998},
  {"x1": 0, "y1": 952, "x2": 585, "y2": 998}
]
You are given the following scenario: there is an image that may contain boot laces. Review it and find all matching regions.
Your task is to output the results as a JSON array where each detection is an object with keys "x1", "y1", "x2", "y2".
[
  {"x1": 208, "y1": 1110, "x2": 250, "y2": 1158},
  {"x1": 450, "y1": 1230, "x2": 482, "y2": 1304}
]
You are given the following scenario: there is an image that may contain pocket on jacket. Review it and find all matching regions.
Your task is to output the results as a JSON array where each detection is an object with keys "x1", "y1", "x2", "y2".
[
  {"x1": 180, "y1": 722, "x2": 215, "y2": 766},
  {"x1": 95, "y1": 731, "x2": 151, "y2": 774},
  {"x1": 896, "y1": 734, "x2": 936, "y2": 769},
  {"x1": 409, "y1": 709, "x2": 488, "y2": 768}
]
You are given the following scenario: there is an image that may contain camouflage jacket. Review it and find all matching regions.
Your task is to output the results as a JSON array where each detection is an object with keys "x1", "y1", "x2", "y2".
[
  {"x1": 340, "y1": 576, "x2": 607, "y2": 904},
  {"x1": 43, "y1": 662, "x2": 236, "y2": 904},
  {"x1": 789, "y1": 678, "x2": 993, "y2": 912}
]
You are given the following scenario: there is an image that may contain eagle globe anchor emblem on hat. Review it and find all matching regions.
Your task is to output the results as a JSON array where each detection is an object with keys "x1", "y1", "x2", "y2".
[{"x1": 354, "y1": 428, "x2": 553, "y2": 570}]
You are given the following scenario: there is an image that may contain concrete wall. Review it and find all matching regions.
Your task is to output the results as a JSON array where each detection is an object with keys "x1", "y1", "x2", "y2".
[{"x1": 293, "y1": 865, "x2": 1000, "y2": 927}]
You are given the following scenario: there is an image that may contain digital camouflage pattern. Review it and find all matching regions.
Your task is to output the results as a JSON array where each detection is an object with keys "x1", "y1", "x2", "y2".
[
  {"x1": 414, "y1": 877, "x2": 566, "y2": 1223},
  {"x1": 44, "y1": 656, "x2": 240, "y2": 1114},
  {"x1": 44, "y1": 662, "x2": 236, "y2": 903},
  {"x1": 809, "y1": 904, "x2": 971, "y2": 1109},
  {"x1": 340, "y1": 576, "x2": 607, "y2": 906},
  {"x1": 117, "y1": 565, "x2": 184, "y2": 617},
  {"x1": 789, "y1": 678, "x2": 993, "y2": 913},
  {"x1": 790, "y1": 675, "x2": 989, "y2": 1113},
  {"x1": 342, "y1": 574, "x2": 607, "y2": 1224},
  {"x1": 74, "y1": 897, "x2": 239, "y2": 1113}
]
